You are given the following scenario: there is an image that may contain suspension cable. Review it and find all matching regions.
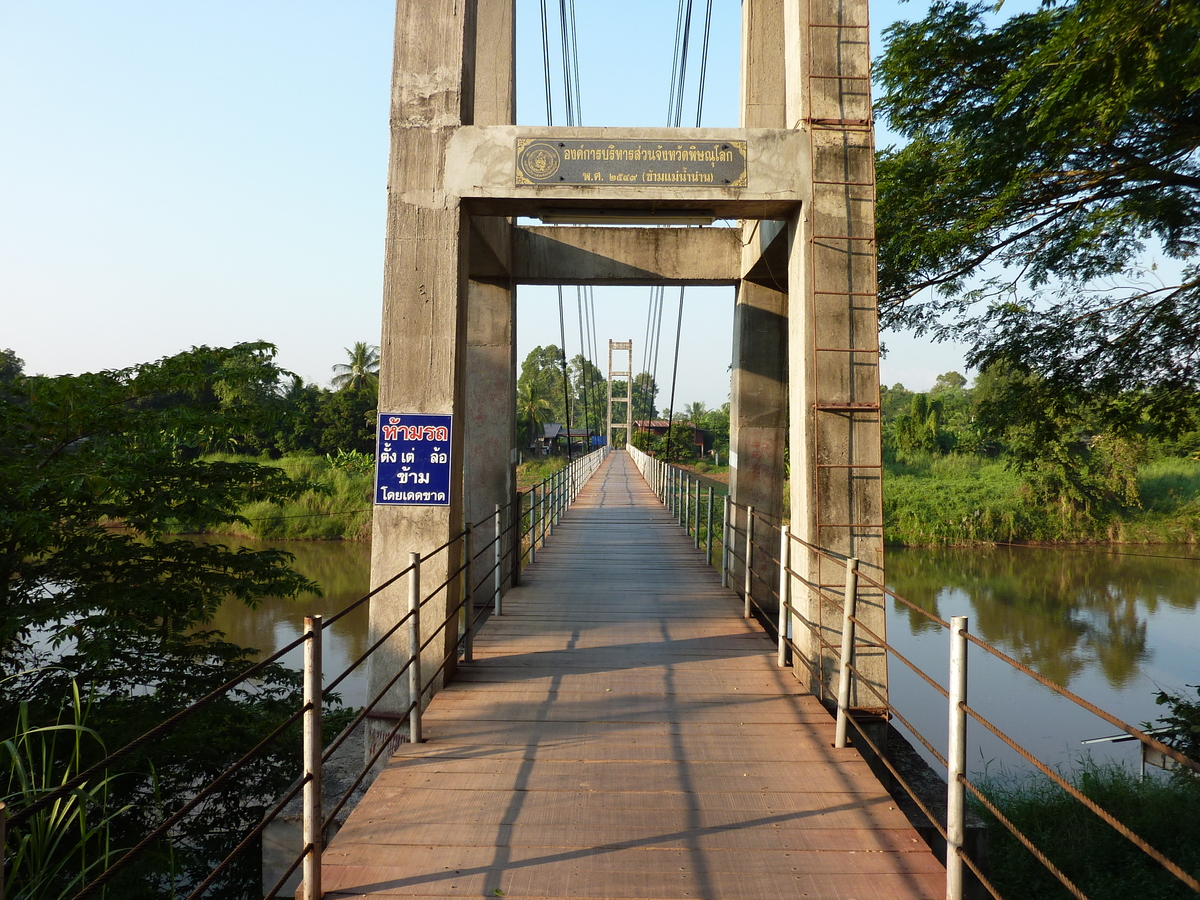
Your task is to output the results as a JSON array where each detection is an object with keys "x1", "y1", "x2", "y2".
[
  {"x1": 557, "y1": 286, "x2": 574, "y2": 463},
  {"x1": 539, "y1": 0, "x2": 554, "y2": 126},
  {"x1": 663, "y1": 288, "x2": 686, "y2": 462},
  {"x1": 694, "y1": 0, "x2": 714, "y2": 127}
]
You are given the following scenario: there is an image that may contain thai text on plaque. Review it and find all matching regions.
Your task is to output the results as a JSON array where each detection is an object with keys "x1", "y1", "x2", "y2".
[{"x1": 515, "y1": 139, "x2": 748, "y2": 188}]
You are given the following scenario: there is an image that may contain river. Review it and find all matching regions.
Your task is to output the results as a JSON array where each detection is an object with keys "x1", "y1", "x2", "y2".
[{"x1": 204, "y1": 536, "x2": 1199, "y2": 777}]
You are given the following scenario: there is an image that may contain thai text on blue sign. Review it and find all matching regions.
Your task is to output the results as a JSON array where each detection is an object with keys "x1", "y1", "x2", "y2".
[{"x1": 374, "y1": 413, "x2": 453, "y2": 506}]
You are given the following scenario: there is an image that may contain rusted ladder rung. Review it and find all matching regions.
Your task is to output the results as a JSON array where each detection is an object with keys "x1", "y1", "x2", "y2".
[
  {"x1": 816, "y1": 463, "x2": 883, "y2": 469},
  {"x1": 814, "y1": 346, "x2": 881, "y2": 353},
  {"x1": 811, "y1": 234, "x2": 876, "y2": 241},
  {"x1": 814, "y1": 402, "x2": 879, "y2": 411}
]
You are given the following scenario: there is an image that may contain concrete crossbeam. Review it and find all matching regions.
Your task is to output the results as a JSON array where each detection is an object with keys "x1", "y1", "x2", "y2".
[
  {"x1": 507, "y1": 226, "x2": 740, "y2": 285},
  {"x1": 445, "y1": 126, "x2": 810, "y2": 218}
]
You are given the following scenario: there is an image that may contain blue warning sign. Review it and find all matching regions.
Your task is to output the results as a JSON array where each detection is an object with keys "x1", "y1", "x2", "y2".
[{"x1": 374, "y1": 413, "x2": 453, "y2": 506}]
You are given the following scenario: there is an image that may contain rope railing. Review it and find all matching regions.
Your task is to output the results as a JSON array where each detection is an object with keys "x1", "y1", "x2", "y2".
[
  {"x1": 625, "y1": 442, "x2": 1200, "y2": 900},
  {"x1": 2, "y1": 445, "x2": 609, "y2": 900}
]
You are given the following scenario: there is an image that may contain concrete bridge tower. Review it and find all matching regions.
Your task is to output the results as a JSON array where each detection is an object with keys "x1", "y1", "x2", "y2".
[{"x1": 366, "y1": 0, "x2": 886, "y2": 751}]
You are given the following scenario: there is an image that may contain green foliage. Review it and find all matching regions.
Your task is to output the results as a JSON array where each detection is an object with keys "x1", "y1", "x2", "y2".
[
  {"x1": 0, "y1": 342, "x2": 319, "y2": 656},
  {"x1": 876, "y1": 0, "x2": 1200, "y2": 439},
  {"x1": 974, "y1": 761, "x2": 1200, "y2": 900},
  {"x1": 3, "y1": 678, "x2": 126, "y2": 900},
  {"x1": 330, "y1": 342, "x2": 380, "y2": 393},
  {"x1": 1155, "y1": 685, "x2": 1200, "y2": 762},
  {"x1": 0, "y1": 345, "x2": 364, "y2": 896},
  {"x1": 189, "y1": 453, "x2": 374, "y2": 541}
]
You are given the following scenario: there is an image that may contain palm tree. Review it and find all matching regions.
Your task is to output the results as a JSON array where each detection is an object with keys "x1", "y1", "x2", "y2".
[
  {"x1": 517, "y1": 381, "x2": 552, "y2": 447},
  {"x1": 332, "y1": 342, "x2": 380, "y2": 392},
  {"x1": 683, "y1": 401, "x2": 707, "y2": 424}
]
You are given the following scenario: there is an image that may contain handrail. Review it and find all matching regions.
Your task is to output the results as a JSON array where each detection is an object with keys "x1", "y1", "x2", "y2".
[
  {"x1": 3, "y1": 445, "x2": 610, "y2": 900},
  {"x1": 625, "y1": 441, "x2": 1200, "y2": 900}
]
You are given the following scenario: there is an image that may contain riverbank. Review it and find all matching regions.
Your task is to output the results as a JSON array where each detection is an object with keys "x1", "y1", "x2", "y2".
[{"x1": 885, "y1": 455, "x2": 1200, "y2": 547}]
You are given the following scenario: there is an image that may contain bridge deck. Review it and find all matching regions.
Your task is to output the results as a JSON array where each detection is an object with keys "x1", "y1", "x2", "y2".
[{"x1": 322, "y1": 451, "x2": 942, "y2": 899}]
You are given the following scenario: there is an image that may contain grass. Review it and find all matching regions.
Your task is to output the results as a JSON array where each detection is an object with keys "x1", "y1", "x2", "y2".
[
  {"x1": 171, "y1": 453, "x2": 374, "y2": 541},
  {"x1": 974, "y1": 762, "x2": 1200, "y2": 900},
  {"x1": 516, "y1": 456, "x2": 567, "y2": 491},
  {"x1": 883, "y1": 453, "x2": 1200, "y2": 546}
]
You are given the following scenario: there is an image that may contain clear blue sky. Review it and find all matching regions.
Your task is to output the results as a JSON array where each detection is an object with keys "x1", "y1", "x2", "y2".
[{"x1": 1, "y1": 1, "x2": 994, "y2": 408}]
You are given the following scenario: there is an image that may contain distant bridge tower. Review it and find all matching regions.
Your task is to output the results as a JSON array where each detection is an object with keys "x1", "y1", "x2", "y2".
[{"x1": 606, "y1": 339, "x2": 632, "y2": 449}]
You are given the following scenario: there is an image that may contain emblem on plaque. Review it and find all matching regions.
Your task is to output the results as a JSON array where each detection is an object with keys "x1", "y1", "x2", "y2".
[{"x1": 517, "y1": 141, "x2": 562, "y2": 183}]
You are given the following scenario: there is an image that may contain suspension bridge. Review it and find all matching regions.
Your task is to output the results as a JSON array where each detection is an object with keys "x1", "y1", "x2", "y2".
[{"x1": 318, "y1": 451, "x2": 942, "y2": 899}]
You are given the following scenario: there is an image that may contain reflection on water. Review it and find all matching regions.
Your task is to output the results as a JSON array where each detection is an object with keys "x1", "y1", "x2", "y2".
[
  {"x1": 886, "y1": 545, "x2": 1200, "y2": 773},
  {"x1": 192, "y1": 536, "x2": 372, "y2": 707}
]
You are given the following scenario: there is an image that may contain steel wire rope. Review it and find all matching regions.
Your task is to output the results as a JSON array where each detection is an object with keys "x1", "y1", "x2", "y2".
[
  {"x1": 539, "y1": 0, "x2": 554, "y2": 126},
  {"x1": 961, "y1": 700, "x2": 1200, "y2": 892},
  {"x1": 69, "y1": 704, "x2": 308, "y2": 900},
  {"x1": 556, "y1": 287, "x2": 574, "y2": 463},
  {"x1": 7, "y1": 625, "x2": 314, "y2": 828},
  {"x1": 662, "y1": 290, "x2": 686, "y2": 461}
]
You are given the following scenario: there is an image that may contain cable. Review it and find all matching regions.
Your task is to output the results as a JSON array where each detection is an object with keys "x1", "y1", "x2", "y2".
[
  {"x1": 539, "y1": 0, "x2": 554, "y2": 126},
  {"x1": 694, "y1": 0, "x2": 714, "y2": 127},
  {"x1": 663, "y1": 288, "x2": 686, "y2": 462},
  {"x1": 557, "y1": 286, "x2": 574, "y2": 463}
]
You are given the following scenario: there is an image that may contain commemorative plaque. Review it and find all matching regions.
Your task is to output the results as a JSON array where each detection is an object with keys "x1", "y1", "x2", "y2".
[
  {"x1": 516, "y1": 138, "x2": 747, "y2": 188},
  {"x1": 374, "y1": 413, "x2": 453, "y2": 506}
]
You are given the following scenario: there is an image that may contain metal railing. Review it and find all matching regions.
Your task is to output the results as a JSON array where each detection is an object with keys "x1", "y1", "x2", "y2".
[
  {"x1": 1, "y1": 446, "x2": 608, "y2": 900},
  {"x1": 626, "y1": 442, "x2": 1200, "y2": 900}
]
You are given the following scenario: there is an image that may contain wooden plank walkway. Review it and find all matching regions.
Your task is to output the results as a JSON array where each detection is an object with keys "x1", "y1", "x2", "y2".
[{"x1": 322, "y1": 451, "x2": 943, "y2": 899}]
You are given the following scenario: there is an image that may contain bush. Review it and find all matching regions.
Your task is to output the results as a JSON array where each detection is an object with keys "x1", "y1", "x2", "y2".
[{"x1": 974, "y1": 761, "x2": 1200, "y2": 900}]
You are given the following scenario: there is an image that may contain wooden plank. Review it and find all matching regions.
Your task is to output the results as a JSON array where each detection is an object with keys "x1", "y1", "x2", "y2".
[{"x1": 323, "y1": 452, "x2": 941, "y2": 899}]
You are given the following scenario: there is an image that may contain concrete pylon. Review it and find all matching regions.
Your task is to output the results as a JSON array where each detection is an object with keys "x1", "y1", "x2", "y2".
[{"x1": 368, "y1": 0, "x2": 887, "y2": 749}]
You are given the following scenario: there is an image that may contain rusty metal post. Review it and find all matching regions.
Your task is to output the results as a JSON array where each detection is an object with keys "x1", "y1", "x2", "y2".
[
  {"x1": 721, "y1": 495, "x2": 731, "y2": 588},
  {"x1": 834, "y1": 559, "x2": 859, "y2": 748},
  {"x1": 493, "y1": 504, "x2": 503, "y2": 616},
  {"x1": 694, "y1": 480, "x2": 701, "y2": 549},
  {"x1": 408, "y1": 552, "x2": 422, "y2": 744},
  {"x1": 744, "y1": 506, "x2": 755, "y2": 618},
  {"x1": 705, "y1": 486, "x2": 714, "y2": 565},
  {"x1": 301, "y1": 614, "x2": 322, "y2": 900},
  {"x1": 463, "y1": 526, "x2": 474, "y2": 663},
  {"x1": 778, "y1": 526, "x2": 790, "y2": 668},
  {"x1": 947, "y1": 616, "x2": 969, "y2": 900}
]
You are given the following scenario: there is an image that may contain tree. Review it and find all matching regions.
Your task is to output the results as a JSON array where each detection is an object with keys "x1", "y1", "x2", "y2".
[
  {"x1": 876, "y1": 0, "x2": 1200, "y2": 437},
  {"x1": 682, "y1": 401, "x2": 707, "y2": 424},
  {"x1": 569, "y1": 354, "x2": 605, "y2": 435},
  {"x1": 516, "y1": 380, "x2": 552, "y2": 448},
  {"x1": 331, "y1": 342, "x2": 380, "y2": 392},
  {"x1": 630, "y1": 372, "x2": 658, "y2": 421},
  {"x1": 518, "y1": 345, "x2": 569, "y2": 426},
  {"x1": 0, "y1": 343, "x2": 331, "y2": 896}
]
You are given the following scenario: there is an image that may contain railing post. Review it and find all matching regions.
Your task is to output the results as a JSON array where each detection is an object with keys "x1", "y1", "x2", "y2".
[
  {"x1": 0, "y1": 802, "x2": 5, "y2": 900},
  {"x1": 301, "y1": 614, "x2": 323, "y2": 900},
  {"x1": 777, "y1": 526, "x2": 790, "y2": 668},
  {"x1": 744, "y1": 506, "x2": 754, "y2": 618},
  {"x1": 408, "y1": 552, "x2": 422, "y2": 744},
  {"x1": 511, "y1": 494, "x2": 520, "y2": 587},
  {"x1": 463, "y1": 526, "x2": 474, "y2": 663},
  {"x1": 534, "y1": 483, "x2": 542, "y2": 560},
  {"x1": 834, "y1": 558, "x2": 859, "y2": 747},
  {"x1": 705, "y1": 486, "x2": 714, "y2": 564},
  {"x1": 721, "y1": 495, "x2": 731, "y2": 588},
  {"x1": 947, "y1": 615, "x2": 969, "y2": 900},
  {"x1": 493, "y1": 504, "x2": 503, "y2": 616},
  {"x1": 680, "y1": 473, "x2": 687, "y2": 527},
  {"x1": 693, "y1": 479, "x2": 701, "y2": 549}
]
